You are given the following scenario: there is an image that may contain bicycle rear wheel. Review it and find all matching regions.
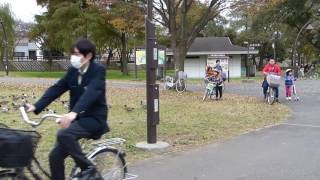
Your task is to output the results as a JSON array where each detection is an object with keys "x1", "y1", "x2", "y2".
[
  {"x1": 92, "y1": 148, "x2": 126, "y2": 180},
  {"x1": 70, "y1": 148, "x2": 127, "y2": 180}
]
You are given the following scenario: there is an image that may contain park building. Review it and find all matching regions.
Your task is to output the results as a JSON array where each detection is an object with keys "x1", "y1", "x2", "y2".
[{"x1": 166, "y1": 37, "x2": 259, "y2": 78}]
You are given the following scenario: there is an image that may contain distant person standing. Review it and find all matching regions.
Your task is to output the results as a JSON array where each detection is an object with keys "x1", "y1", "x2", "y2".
[
  {"x1": 299, "y1": 64, "x2": 305, "y2": 79},
  {"x1": 214, "y1": 60, "x2": 223, "y2": 72},
  {"x1": 304, "y1": 64, "x2": 309, "y2": 75},
  {"x1": 214, "y1": 60, "x2": 226, "y2": 81}
]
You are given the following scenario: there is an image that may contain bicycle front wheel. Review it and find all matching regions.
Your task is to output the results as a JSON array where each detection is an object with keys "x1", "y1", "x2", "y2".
[
  {"x1": 91, "y1": 148, "x2": 127, "y2": 180},
  {"x1": 267, "y1": 88, "x2": 275, "y2": 105}
]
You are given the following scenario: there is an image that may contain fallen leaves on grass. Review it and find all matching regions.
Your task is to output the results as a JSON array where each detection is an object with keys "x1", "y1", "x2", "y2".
[{"x1": 0, "y1": 84, "x2": 291, "y2": 165}]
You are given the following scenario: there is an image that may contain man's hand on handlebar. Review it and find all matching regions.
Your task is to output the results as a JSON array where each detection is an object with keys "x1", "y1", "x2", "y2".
[
  {"x1": 25, "y1": 103, "x2": 36, "y2": 113},
  {"x1": 23, "y1": 104, "x2": 77, "y2": 128}
]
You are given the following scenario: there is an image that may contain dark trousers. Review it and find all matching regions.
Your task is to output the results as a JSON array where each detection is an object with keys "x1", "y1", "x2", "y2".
[
  {"x1": 216, "y1": 85, "x2": 223, "y2": 98},
  {"x1": 49, "y1": 121, "x2": 94, "y2": 180},
  {"x1": 262, "y1": 80, "x2": 279, "y2": 98}
]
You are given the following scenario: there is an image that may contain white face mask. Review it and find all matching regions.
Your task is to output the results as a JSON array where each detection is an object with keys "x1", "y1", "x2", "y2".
[{"x1": 70, "y1": 55, "x2": 82, "y2": 69}]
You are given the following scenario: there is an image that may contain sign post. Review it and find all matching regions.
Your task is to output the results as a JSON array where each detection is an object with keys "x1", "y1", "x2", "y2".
[{"x1": 136, "y1": 0, "x2": 169, "y2": 151}]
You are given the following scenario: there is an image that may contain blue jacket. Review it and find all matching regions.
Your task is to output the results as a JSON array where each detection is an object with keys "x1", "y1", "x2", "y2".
[
  {"x1": 285, "y1": 75, "x2": 294, "y2": 86},
  {"x1": 34, "y1": 62, "x2": 109, "y2": 135}
]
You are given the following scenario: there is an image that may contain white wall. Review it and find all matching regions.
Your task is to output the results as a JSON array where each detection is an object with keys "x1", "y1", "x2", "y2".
[
  {"x1": 15, "y1": 46, "x2": 29, "y2": 56},
  {"x1": 28, "y1": 42, "x2": 38, "y2": 50},
  {"x1": 15, "y1": 42, "x2": 39, "y2": 57},
  {"x1": 229, "y1": 55, "x2": 241, "y2": 78},
  {"x1": 184, "y1": 56, "x2": 206, "y2": 78},
  {"x1": 184, "y1": 55, "x2": 242, "y2": 78}
]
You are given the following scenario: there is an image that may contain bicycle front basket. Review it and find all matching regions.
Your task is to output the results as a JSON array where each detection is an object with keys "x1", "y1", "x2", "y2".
[
  {"x1": 267, "y1": 74, "x2": 281, "y2": 88},
  {"x1": 206, "y1": 83, "x2": 215, "y2": 90},
  {"x1": 0, "y1": 128, "x2": 40, "y2": 168}
]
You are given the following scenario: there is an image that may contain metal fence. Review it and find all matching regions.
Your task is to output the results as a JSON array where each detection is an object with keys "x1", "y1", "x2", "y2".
[{"x1": 0, "y1": 56, "x2": 173, "y2": 72}]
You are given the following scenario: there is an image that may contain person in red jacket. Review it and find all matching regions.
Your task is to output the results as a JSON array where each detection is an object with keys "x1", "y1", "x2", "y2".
[{"x1": 262, "y1": 58, "x2": 282, "y2": 101}]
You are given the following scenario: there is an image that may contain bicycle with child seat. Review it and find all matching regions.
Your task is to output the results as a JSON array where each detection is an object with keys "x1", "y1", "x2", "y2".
[
  {"x1": 0, "y1": 107, "x2": 138, "y2": 180},
  {"x1": 202, "y1": 78, "x2": 217, "y2": 101}
]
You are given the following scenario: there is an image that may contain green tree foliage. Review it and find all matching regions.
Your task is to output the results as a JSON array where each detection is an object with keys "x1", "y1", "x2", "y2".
[
  {"x1": 200, "y1": 16, "x2": 227, "y2": 37},
  {"x1": 0, "y1": 4, "x2": 15, "y2": 62},
  {"x1": 252, "y1": 0, "x2": 320, "y2": 64},
  {"x1": 32, "y1": 0, "x2": 145, "y2": 75}
]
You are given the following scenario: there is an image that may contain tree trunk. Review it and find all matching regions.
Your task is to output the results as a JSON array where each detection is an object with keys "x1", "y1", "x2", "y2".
[
  {"x1": 173, "y1": 46, "x2": 186, "y2": 72},
  {"x1": 106, "y1": 49, "x2": 113, "y2": 68},
  {"x1": 120, "y1": 33, "x2": 128, "y2": 75},
  {"x1": 48, "y1": 50, "x2": 53, "y2": 71},
  {"x1": 258, "y1": 55, "x2": 264, "y2": 70},
  {"x1": 258, "y1": 44, "x2": 267, "y2": 70}
]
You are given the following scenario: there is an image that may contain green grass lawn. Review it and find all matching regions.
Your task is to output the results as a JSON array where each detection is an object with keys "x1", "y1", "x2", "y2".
[
  {"x1": 5, "y1": 70, "x2": 263, "y2": 86},
  {"x1": 0, "y1": 83, "x2": 290, "y2": 175},
  {"x1": 6, "y1": 70, "x2": 175, "y2": 81}
]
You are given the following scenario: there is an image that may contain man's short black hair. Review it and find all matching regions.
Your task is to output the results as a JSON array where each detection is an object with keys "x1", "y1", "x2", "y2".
[
  {"x1": 72, "y1": 38, "x2": 96, "y2": 62},
  {"x1": 216, "y1": 59, "x2": 220, "y2": 63}
]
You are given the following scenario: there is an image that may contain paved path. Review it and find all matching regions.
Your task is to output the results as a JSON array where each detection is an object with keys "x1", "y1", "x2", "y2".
[{"x1": 131, "y1": 80, "x2": 320, "y2": 180}]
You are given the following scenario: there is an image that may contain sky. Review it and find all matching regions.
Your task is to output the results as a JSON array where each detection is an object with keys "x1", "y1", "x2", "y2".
[{"x1": 0, "y1": 0, "x2": 46, "y2": 23}]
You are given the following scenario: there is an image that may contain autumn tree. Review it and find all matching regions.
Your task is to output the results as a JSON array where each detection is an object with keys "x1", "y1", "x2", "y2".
[
  {"x1": 152, "y1": 0, "x2": 248, "y2": 72},
  {"x1": 31, "y1": 0, "x2": 119, "y2": 61},
  {"x1": 87, "y1": 0, "x2": 145, "y2": 75}
]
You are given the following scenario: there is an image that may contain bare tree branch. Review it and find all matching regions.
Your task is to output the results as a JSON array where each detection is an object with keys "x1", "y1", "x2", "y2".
[{"x1": 153, "y1": 5, "x2": 169, "y2": 27}]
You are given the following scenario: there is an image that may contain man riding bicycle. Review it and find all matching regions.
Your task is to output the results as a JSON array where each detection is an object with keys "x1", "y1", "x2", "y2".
[
  {"x1": 262, "y1": 58, "x2": 282, "y2": 102},
  {"x1": 26, "y1": 39, "x2": 108, "y2": 180}
]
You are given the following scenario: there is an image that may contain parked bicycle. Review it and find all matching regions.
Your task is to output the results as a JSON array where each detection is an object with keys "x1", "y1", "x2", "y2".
[
  {"x1": 164, "y1": 71, "x2": 187, "y2": 93},
  {"x1": 0, "y1": 107, "x2": 137, "y2": 180}
]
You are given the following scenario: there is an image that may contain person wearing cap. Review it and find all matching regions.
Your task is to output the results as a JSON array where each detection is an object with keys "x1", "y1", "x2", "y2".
[
  {"x1": 262, "y1": 58, "x2": 282, "y2": 102},
  {"x1": 285, "y1": 69, "x2": 295, "y2": 100},
  {"x1": 208, "y1": 69, "x2": 223, "y2": 100}
]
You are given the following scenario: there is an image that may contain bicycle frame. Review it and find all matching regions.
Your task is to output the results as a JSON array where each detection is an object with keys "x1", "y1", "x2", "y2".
[
  {"x1": 14, "y1": 107, "x2": 132, "y2": 180},
  {"x1": 164, "y1": 76, "x2": 181, "y2": 88},
  {"x1": 206, "y1": 82, "x2": 216, "y2": 95}
]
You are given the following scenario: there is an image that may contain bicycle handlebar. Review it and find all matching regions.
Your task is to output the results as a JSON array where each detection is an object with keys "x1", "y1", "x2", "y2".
[{"x1": 19, "y1": 106, "x2": 63, "y2": 127}]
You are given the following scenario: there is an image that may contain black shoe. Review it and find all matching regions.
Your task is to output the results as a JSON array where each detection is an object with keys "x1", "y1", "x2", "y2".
[
  {"x1": 275, "y1": 98, "x2": 280, "y2": 103},
  {"x1": 76, "y1": 166, "x2": 103, "y2": 180}
]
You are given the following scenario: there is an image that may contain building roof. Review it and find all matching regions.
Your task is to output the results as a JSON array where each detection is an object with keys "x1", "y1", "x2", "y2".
[{"x1": 167, "y1": 37, "x2": 259, "y2": 55}]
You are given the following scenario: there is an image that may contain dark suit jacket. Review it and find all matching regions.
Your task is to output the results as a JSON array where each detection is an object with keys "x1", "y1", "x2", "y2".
[{"x1": 34, "y1": 62, "x2": 109, "y2": 135}]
